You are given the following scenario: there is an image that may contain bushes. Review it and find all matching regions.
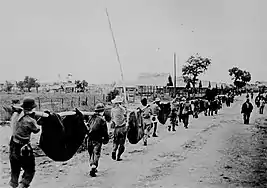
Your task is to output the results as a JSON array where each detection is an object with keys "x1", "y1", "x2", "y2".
[{"x1": 106, "y1": 89, "x2": 120, "y2": 102}]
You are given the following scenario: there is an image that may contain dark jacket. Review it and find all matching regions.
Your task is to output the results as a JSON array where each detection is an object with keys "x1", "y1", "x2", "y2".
[
  {"x1": 241, "y1": 102, "x2": 253, "y2": 114},
  {"x1": 88, "y1": 113, "x2": 109, "y2": 144}
]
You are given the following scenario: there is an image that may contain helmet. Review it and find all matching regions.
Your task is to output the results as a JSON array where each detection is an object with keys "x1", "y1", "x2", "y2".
[
  {"x1": 155, "y1": 97, "x2": 161, "y2": 102},
  {"x1": 94, "y1": 103, "x2": 105, "y2": 112},
  {"x1": 111, "y1": 95, "x2": 123, "y2": 104},
  {"x1": 21, "y1": 97, "x2": 37, "y2": 111}
]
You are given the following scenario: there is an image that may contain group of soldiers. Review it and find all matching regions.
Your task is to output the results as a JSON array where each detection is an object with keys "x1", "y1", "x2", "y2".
[{"x1": 7, "y1": 92, "x2": 234, "y2": 187}]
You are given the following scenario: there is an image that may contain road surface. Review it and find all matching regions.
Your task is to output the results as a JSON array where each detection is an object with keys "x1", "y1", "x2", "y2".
[{"x1": 1, "y1": 95, "x2": 267, "y2": 188}]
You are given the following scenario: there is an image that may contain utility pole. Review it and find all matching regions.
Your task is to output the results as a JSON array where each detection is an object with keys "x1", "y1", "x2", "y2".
[
  {"x1": 174, "y1": 53, "x2": 177, "y2": 97},
  {"x1": 105, "y1": 8, "x2": 127, "y2": 105}
]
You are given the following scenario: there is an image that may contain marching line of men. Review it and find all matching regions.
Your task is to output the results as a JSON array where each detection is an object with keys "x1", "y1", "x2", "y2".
[{"x1": 7, "y1": 94, "x2": 227, "y2": 187}]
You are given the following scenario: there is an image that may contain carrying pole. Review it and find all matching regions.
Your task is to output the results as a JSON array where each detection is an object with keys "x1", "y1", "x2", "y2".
[{"x1": 105, "y1": 8, "x2": 128, "y2": 105}]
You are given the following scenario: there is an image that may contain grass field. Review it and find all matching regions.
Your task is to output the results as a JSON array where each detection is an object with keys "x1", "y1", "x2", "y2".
[{"x1": 0, "y1": 91, "x2": 107, "y2": 121}]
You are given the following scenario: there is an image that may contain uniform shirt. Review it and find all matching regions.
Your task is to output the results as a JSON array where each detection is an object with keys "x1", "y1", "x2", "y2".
[
  {"x1": 10, "y1": 111, "x2": 40, "y2": 143},
  {"x1": 111, "y1": 105, "x2": 127, "y2": 127},
  {"x1": 88, "y1": 113, "x2": 109, "y2": 143},
  {"x1": 140, "y1": 105, "x2": 152, "y2": 125},
  {"x1": 260, "y1": 100, "x2": 265, "y2": 107},
  {"x1": 150, "y1": 103, "x2": 161, "y2": 116}
]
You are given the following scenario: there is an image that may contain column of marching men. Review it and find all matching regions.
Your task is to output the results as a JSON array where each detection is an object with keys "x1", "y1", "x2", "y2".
[{"x1": 7, "y1": 93, "x2": 231, "y2": 187}]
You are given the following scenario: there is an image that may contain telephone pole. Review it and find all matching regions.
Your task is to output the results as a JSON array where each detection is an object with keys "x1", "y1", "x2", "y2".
[{"x1": 174, "y1": 53, "x2": 177, "y2": 97}]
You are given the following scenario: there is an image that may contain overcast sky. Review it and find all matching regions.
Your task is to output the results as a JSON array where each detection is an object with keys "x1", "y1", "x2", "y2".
[{"x1": 0, "y1": 0, "x2": 266, "y2": 84}]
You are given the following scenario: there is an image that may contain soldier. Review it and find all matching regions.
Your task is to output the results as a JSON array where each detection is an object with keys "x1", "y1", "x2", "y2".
[
  {"x1": 87, "y1": 103, "x2": 109, "y2": 177},
  {"x1": 259, "y1": 98, "x2": 265, "y2": 114},
  {"x1": 9, "y1": 97, "x2": 40, "y2": 188},
  {"x1": 150, "y1": 97, "x2": 161, "y2": 137},
  {"x1": 241, "y1": 98, "x2": 253, "y2": 124},
  {"x1": 140, "y1": 98, "x2": 152, "y2": 146},
  {"x1": 110, "y1": 96, "x2": 127, "y2": 161},
  {"x1": 180, "y1": 97, "x2": 193, "y2": 129}
]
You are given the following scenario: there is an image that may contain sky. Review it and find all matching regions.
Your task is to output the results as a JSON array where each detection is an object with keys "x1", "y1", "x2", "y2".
[{"x1": 0, "y1": 0, "x2": 266, "y2": 84}]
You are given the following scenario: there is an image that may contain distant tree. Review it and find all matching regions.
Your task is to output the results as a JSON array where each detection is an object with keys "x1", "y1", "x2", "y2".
[
  {"x1": 167, "y1": 75, "x2": 173, "y2": 86},
  {"x1": 228, "y1": 67, "x2": 251, "y2": 89},
  {"x1": 182, "y1": 53, "x2": 212, "y2": 89},
  {"x1": 17, "y1": 81, "x2": 25, "y2": 91},
  {"x1": 5, "y1": 81, "x2": 14, "y2": 92},
  {"x1": 24, "y1": 76, "x2": 38, "y2": 92},
  {"x1": 82, "y1": 80, "x2": 88, "y2": 90},
  {"x1": 75, "y1": 80, "x2": 82, "y2": 92}
]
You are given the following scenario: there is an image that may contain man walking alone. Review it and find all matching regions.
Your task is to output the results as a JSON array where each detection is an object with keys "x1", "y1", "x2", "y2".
[{"x1": 241, "y1": 98, "x2": 253, "y2": 124}]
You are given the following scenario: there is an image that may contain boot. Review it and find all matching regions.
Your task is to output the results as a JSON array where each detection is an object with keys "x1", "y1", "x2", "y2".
[
  {"x1": 144, "y1": 141, "x2": 147, "y2": 146},
  {"x1": 117, "y1": 145, "x2": 125, "y2": 161},
  {"x1": 172, "y1": 127, "x2": 176, "y2": 131},
  {"x1": 90, "y1": 165, "x2": 97, "y2": 177},
  {"x1": 152, "y1": 123, "x2": 158, "y2": 137},
  {"x1": 111, "y1": 152, "x2": 116, "y2": 160},
  {"x1": 168, "y1": 126, "x2": 171, "y2": 131}
]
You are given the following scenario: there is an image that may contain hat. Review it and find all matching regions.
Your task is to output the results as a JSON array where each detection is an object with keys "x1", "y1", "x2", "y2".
[
  {"x1": 95, "y1": 103, "x2": 105, "y2": 112},
  {"x1": 21, "y1": 97, "x2": 37, "y2": 111},
  {"x1": 111, "y1": 96, "x2": 123, "y2": 104},
  {"x1": 155, "y1": 98, "x2": 161, "y2": 102}
]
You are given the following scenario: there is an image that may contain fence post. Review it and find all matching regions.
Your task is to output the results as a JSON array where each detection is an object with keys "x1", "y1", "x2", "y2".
[
  {"x1": 71, "y1": 97, "x2": 73, "y2": 108},
  {"x1": 78, "y1": 96, "x2": 80, "y2": 107},
  {"x1": 38, "y1": 97, "x2": 41, "y2": 110},
  {"x1": 50, "y1": 99, "x2": 53, "y2": 111},
  {"x1": 93, "y1": 96, "x2": 96, "y2": 106},
  {"x1": 61, "y1": 98, "x2": 64, "y2": 109},
  {"x1": 85, "y1": 96, "x2": 88, "y2": 105},
  {"x1": 103, "y1": 94, "x2": 105, "y2": 102}
]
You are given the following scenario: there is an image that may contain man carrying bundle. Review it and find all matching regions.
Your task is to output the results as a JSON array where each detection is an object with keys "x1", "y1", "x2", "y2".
[
  {"x1": 87, "y1": 103, "x2": 109, "y2": 177},
  {"x1": 110, "y1": 96, "x2": 127, "y2": 161},
  {"x1": 150, "y1": 97, "x2": 161, "y2": 137},
  {"x1": 9, "y1": 97, "x2": 40, "y2": 188}
]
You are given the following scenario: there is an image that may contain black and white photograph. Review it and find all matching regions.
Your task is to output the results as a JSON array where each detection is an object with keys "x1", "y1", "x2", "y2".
[{"x1": 0, "y1": 0, "x2": 267, "y2": 187}]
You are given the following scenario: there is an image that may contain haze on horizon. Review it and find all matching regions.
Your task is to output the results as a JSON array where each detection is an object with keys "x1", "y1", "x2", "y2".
[{"x1": 0, "y1": 0, "x2": 266, "y2": 84}]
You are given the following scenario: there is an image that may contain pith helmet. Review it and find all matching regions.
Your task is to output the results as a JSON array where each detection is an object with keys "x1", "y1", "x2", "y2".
[
  {"x1": 155, "y1": 97, "x2": 161, "y2": 102},
  {"x1": 111, "y1": 95, "x2": 123, "y2": 104},
  {"x1": 21, "y1": 97, "x2": 37, "y2": 111},
  {"x1": 94, "y1": 103, "x2": 105, "y2": 112}
]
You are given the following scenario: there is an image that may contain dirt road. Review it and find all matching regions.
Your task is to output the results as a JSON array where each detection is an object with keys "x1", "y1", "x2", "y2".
[{"x1": 1, "y1": 96, "x2": 267, "y2": 188}]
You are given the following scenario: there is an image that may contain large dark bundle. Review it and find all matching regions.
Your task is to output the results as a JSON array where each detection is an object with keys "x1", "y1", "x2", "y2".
[
  {"x1": 127, "y1": 110, "x2": 144, "y2": 144},
  {"x1": 39, "y1": 109, "x2": 87, "y2": 162},
  {"x1": 158, "y1": 102, "x2": 171, "y2": 125}
]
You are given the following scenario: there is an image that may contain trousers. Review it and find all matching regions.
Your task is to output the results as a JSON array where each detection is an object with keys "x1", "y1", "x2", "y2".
[
  {"x1": 243, "y1": 113, "x2": 251, "y2": 124},
  {"x1": 112, "y1": 125, "x2": 127, "y2": 158},
  {"x1": 143, "y1": 123, "x2": 152, "y2": 144},
  {"x1": 9, "y1": 137, "x2": 35, "y2": 188},
  {"x1": 87, "y1": 140, "x2": 102, "y2": 168}
]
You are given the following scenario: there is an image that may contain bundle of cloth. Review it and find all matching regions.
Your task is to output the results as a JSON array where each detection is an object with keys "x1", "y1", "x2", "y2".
[
  {"x1": 126, "y1": 110, "x2": 144, "y2": 144},
  {"x1": 38, "y1": 108, "x2": 88, "y2": 162}
]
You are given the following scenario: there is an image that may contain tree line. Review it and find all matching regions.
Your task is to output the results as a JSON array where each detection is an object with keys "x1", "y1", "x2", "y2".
[
  {"x1": 3, "y1": 76, "x2": 89, "y2": 93},
  {"x1": 166, "y1": 53, "x2": 252, "y2": 95}
]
